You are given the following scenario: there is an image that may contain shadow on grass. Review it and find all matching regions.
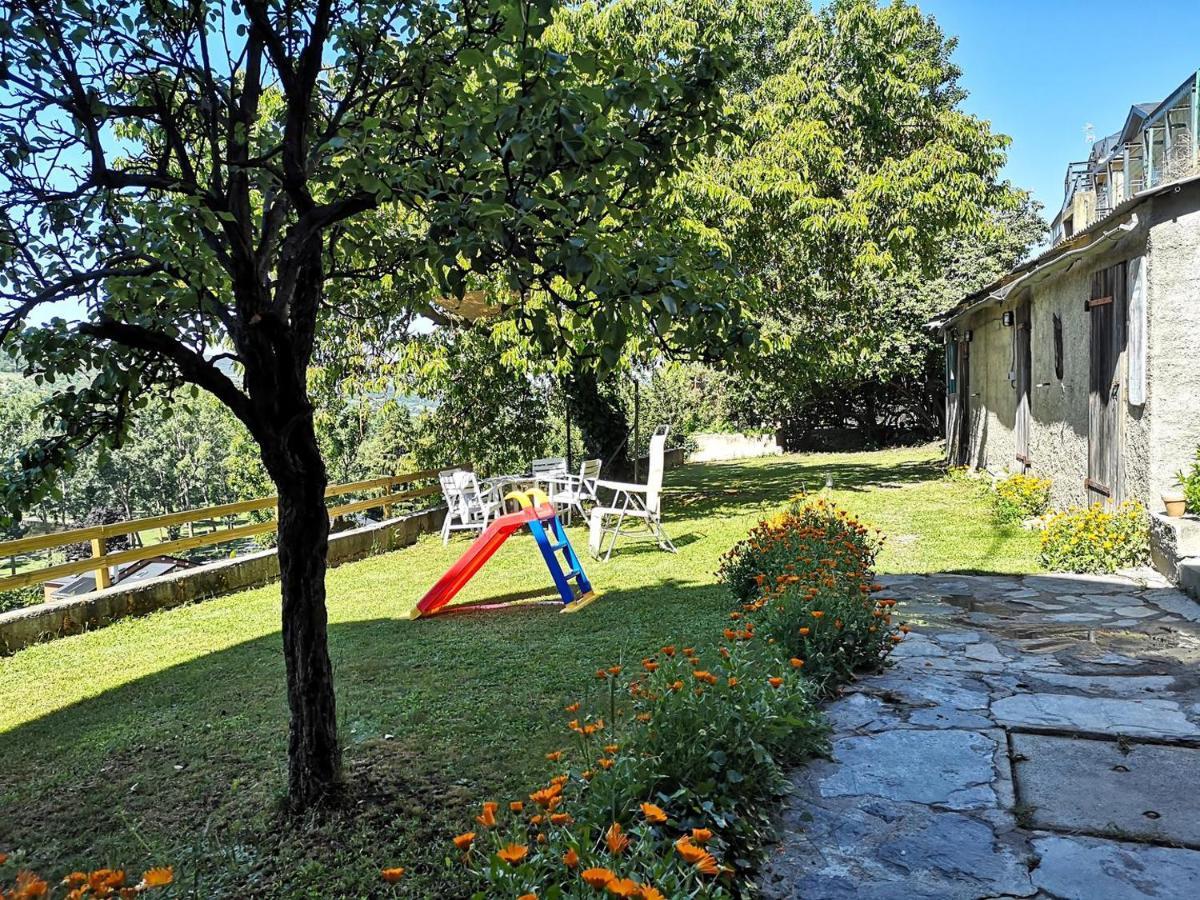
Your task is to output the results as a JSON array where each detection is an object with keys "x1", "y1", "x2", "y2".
[{"x1": 0, "y1": 579, "x2": 731, "y2": 897}]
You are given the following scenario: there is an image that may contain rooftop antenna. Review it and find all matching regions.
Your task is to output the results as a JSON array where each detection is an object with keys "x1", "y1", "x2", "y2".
[{"x1": 1083, "y1": 123, "x2": 1096, "y2": 146}]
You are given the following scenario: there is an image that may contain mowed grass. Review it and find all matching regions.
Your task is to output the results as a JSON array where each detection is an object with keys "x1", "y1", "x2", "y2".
[{"x1": 0, "y1": 446, "x2": 1038, "y2": 896}]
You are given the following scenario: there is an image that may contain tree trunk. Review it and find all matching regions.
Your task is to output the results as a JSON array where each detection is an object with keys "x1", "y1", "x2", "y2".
[
  {"x1": 564, "y1": 369, "x2": 632, "y2": 477},
  {"x1": 264, "y1": 416, "x2": 339, "y2": 810}
]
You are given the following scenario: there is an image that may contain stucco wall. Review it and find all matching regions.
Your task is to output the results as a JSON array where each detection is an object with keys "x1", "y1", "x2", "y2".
[
  {"x1": 949, "y1": 214, "x2": 1164, "y2": 510},
  {"x1": 1145, "y1": 191, "x2": 1200, "y2": 508}
]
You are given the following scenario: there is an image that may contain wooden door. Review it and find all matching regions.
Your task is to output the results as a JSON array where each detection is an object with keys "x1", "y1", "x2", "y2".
[
  {"x1": 1014, "y1": 299, "x2": 1032, "y2": 470},
  {"x1": 1086, "y1": 263, "x2": 1127, "y2": 506},
  {"x1": 946, "y1": 337, "x2": 971, "y2": 466}
]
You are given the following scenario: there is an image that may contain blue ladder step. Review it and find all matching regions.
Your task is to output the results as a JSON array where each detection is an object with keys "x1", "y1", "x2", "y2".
[{"x1": 548, "y1": 540, "x2": 569, "y2": 552}]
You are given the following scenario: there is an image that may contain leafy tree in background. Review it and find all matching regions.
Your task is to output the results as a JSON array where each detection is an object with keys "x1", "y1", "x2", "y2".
[
  {"x1": 679, "y1": 0, "x2": 1036, "y2": 444},
  {"x1": 0, "y1": 0, "x2": 741, "y2": 808}
]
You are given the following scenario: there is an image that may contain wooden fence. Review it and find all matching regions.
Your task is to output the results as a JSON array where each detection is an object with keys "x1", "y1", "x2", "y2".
[{"x1": 0, "y1": 466, "x2": 457, "y2": 595}]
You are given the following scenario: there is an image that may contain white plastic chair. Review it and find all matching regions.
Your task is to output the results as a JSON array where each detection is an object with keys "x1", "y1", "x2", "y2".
[
  {"x1": 439, "y1": 468, "x2": 504, "y2": 543},
  {"x1": 548, "y1": 458, "x2": 602, "y2": 524},
  {"x1": 588, "y1": 426, "x2": 677, "y2": 560},
  {"x1": 530, "y1": 456, "x2": 568, "y2": 488}
]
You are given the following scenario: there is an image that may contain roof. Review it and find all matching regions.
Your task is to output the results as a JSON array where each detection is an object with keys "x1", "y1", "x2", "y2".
[
  {"x1": 933, "y1": 172, "x2": 1200, "y2": 330},
  {"x1": 49, "y1": 554, "x2": 195, "y2": 598}
]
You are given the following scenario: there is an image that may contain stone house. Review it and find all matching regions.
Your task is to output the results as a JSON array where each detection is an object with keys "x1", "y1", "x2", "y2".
[{"x1": 934, "y1": 70, "x2": 1200, "y2": 517}]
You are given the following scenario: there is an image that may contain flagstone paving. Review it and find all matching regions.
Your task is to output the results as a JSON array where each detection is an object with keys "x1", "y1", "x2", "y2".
[{"x1": 761, "y1": 570, "x2": 1200, "y2": 900}]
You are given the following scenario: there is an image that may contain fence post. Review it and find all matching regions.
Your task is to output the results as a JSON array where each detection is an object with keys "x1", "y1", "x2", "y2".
[{"x1": 90, "y1": 537, "x2": 111, "y2": 590}]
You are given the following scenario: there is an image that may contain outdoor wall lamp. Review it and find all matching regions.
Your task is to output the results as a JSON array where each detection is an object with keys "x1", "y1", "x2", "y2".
[{"x1": 1001, "y1": 311, "x2": 1015, "y2": 327}]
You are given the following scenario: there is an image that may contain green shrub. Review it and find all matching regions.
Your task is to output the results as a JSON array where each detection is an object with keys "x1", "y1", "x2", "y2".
[
  {"x1": 1039, "y1": 501, "x2": 1149, "y2": 573},
  {"x1": 0, "y1": 584, "x2": 44, "y2": 614},
  {"x1": 716, "y1": 496, "x2": 881, "y2": 604},
  {"x1": 1178, "y1": 448, "x2": 1200, "y2": 514},
  {"x1": 992, "y1": 473, "x2": 1051, "y2": 524}
]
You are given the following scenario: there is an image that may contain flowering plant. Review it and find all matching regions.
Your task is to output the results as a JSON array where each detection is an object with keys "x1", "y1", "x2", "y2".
[
  {"x1": 1039, "y1": 501, "x2": 1149, "y2": 573},
  {"x1": 0, "y1": 856, "x2": 173, "y2": 900},
  {"x1": 991, "y1": 473, "x2": 1051, "y2": 524}
]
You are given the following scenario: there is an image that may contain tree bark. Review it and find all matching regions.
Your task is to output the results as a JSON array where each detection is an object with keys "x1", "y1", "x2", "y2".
[
  {"x1": 265, "y1": 413, "x2": 339, "y2": 810},
  {"x1": 564, "y1": 369, "x2": 632, "y2": 478}
]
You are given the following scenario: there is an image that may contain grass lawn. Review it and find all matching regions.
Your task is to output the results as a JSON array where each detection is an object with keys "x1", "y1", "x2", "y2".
[{"x1": 0, "y1": 445, "x2": 1038, "y2": 896}]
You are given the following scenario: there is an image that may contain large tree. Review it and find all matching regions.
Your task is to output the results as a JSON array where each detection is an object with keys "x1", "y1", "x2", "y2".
[{"x1": 0, "y1": 0, "x2": 741, "y2": 808}]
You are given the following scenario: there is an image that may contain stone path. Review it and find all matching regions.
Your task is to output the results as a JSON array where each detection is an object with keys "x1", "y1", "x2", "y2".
[{"x1": 761, "y1": 570, "x2": 1200, "y2": 900}]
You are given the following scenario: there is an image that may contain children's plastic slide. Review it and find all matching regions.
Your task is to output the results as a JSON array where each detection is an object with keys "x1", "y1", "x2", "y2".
[{"x1": 408, "y1": 490, "x2": 595, "y2": 618}]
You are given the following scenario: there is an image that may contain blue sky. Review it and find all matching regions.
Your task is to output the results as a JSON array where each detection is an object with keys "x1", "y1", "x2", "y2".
[{"x1": 914, "y1": 0, "x2": 1200, "y2": 221}]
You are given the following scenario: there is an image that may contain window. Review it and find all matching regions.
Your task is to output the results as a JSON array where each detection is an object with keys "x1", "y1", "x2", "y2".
[{"x1": 1053, "y1": 314, "x2": 1064, "y2": 381}]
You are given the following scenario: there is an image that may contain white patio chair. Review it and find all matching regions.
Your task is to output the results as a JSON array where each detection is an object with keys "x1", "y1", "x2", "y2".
[
  {"x1": 548, "y1": 458, "x2": 602, "y2": 525},
  {"x1": 530, "y1": 456, "x2": 568, "y2": 489},
  {"x1": 439, "y1": 468, "x2": 504, "y2": 544},
  {"x1": 588, "y1": 426, "x2": 677, "y2": 560}
]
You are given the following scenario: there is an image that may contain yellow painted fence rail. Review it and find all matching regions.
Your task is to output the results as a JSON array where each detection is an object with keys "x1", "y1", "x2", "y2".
[{"x1": 0, "y1": 465, "x2": 461, "y2": 595}]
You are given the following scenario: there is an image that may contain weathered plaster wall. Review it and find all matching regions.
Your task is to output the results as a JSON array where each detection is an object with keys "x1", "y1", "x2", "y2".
[{"x1": 1145, "y1": 191, "x2": 1200, "y2": 510}]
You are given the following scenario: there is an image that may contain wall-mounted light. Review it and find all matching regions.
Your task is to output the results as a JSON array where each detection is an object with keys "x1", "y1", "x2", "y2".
[
  {"x1": 1001, "y1": 311, "x2": 1015, "y2": 327},
  {"x1": 963, "y1": 330, "x2": 973, "y2": 343}
]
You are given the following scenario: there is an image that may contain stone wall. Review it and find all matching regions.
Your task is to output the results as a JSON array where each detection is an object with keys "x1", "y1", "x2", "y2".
[
  {"x1": 949, "y1": 185, "x2": 1200, "y2": 513},
  {"x1": 0, "y1": 506, "x2": 446, "y2": 654}
]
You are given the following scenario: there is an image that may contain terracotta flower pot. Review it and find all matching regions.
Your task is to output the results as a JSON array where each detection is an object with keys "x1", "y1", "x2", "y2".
[{"x1": 1163, "y1": 492, "x2": 1187, "y2": 517}]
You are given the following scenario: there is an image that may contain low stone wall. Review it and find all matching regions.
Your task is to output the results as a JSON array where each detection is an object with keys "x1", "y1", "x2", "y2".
[
  {"x1": 634, "y1": 446, "x2": 686, "y2": 472},
  {"x1": 0, "y1": 506, "x2": 446, "y2": 654},
  {"x1": 688, "y1": 432, "x2": 782, "y2": 463},
  {"x1": 1149, "y1": 512, "x2": 1200, "y2": 599}
]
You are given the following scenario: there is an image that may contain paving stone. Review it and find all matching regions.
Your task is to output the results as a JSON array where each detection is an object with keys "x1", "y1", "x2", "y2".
[
  {"x1": 818, "y1": 729, "x2": 1000, "y2": 809},
  {"x1": 1026, "y1": 672, "x2": 1175, "y2": 692},
  {"x1": 762, "y1": 797, "x2": 1035, "y2": 899},
  {"x1": 992, "y1": 692, "x2": 1200, "y2": 738},
  {"x1": 1089, "y1": 651, "x2": 1144, "y2": 666},
  {"x1": 1045, "y1": 612, "x2": 1109, "y2": 623},
  {"x1": 1012, "y1": 733, "x2": 1200, "y2": 846},
  {"x1": 1146, "y1": 589, "x2": 1200, "y2": 623},
  {"x1": 825, "y1": 692, "x2": 904, "y2": 734},
  {"x1": 931, "y1": 630, "x2": 983, "y2": 645},
  {"x1": 866, "y1": 672, "x2": 991, "y2": 710},
  {"x1": 963, "y1": 643, "x2": 1007, "y2": 663},
  {"x1": 908, "y1": 706, "x2": 994, "y2": 729},
  {"x1": 1112, "y1": 605, "x2": 1159, "y2": 618},
  {"x1": 1031, "y1": 833, "x2": 1200, "y2": 900}
]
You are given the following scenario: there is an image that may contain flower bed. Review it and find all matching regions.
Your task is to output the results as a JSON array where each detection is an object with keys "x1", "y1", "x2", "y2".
[
  {"x1": 393, "y1": 497, "x2": 902, "y2": 899},
  {"x1": 991, "y1": 473, "x2": 1051, "y2": 525},
  {"x1": 1039, "y1": 501, "x2": 1149, "y2": 574}
]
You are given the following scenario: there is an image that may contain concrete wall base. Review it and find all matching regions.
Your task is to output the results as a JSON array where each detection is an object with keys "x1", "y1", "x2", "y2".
[
  {"x1": 1149, "y1": 512, "x2": 1200, "y2": 600},
  {"x1": 0, "y1": 506, "x2": 446, "y2": 655}
]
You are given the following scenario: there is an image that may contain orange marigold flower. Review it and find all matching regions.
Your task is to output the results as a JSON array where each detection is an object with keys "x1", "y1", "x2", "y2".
[
  {"x1": 510, "y1": 800, "x2": 525, "y2": 812},
  {"x1": 581, "y1": 867, "x2": 615, "y2": 888},
  {"x1": 607, "y1": 665, "x2": 622, "y2": 676},
  {"x1": 581, "y1": 770, "x2": 594, "y2": 780},
  {"x1": 605, "y1": 822, "x2": 630, "y2": 854},
  {"x1": 497, "y1": 844, "x2": 529, "y2": 866},
  {"x1": 728, "y1": 677, "x2": 739, "y2": 687},
  {"x1": 476, "y1": 801, "x2": 499, "y2": 827},
  {"x1": 62, "y1": 872, "x2": 87, "y2": 887},
  {"x1": 674, "y1": 837, "x2": 707, "y2": 864},
  {"x1": 636, "y1": 713, "x2": 652, "y2": 723},
  {"x1": 14, "y1": 871, "x2": 49, "y2": 898},
  {"x1": 799, "y1": 626, "x2": 811, "y2": 636},
  {"x1": 605, "y1": 877, "x2": 641, "y2": 897},
  {"x1": 563, "y1": 847, "x2": 580, "y2": 868},
  {"x1": 790, "y1": 657, "x2": 805, "y2": 669},
  {"x1": 138, "y1": 867, "x2": 173, "y2": 890},
  {"x1": 640, "y1": 802, "x2": 668, "y2": 824},
  {"x1": 551, "y1": 813, "x2": 573, "y2": 826},
  {"x1": 565, "y1": 702, "x2": 581, "y2": 713},
  {"x1": 719, "y1": 646, "x2": 731, "y2": 658},
  {"x1": 768, "y1": 677, "x2": 784, "y2": 688},
  {"x1": 551, "y1": 774, "x2": 569, "y2": 787},
  {"x1": 669, "y1": 680, "x2": 684, "y2": 692},
  {"x1": 661, "y1": 645, "x2": 675, "y2": 656},
  {"x1": 597, "y1": 758, "x2": 614, "y2": 769},
  {"x1": 811, "y1": 610, "x2": 825, "y2": 619},
  {"x1": 682, "y1": 647, "x2": 695, "y2": 656},
  {"x1": 639, "y1": 886, "x2": 667, "y2": 900},
  {"x1": 453, "y1": 831, "x2": 476, "y2": 850},
  {"x1": 537, "y1": 833, "x2": 548, "y2": 845},
  {"x1": 531, "y1": 814, "x2": 545, "y2": 825},
  {"x1": 381, "y1": 867, "x2": 405, "y2": 883},
  {"x1": 546, "y1": 750, "x2": 563, "y2": 762},
  {"x1": 691, "y1": 827, "x2": 713, "y2": 843},
  {"x1": 596, "y1": 669, "x2": 608, "y2": 679},
  {"x1": 604, "y1": 744, "x2": 619, "y2": 754},
  {"x1": 90, "y1": 869, "x2": 125, "y2": 891},
  {"x1": 530, "y1": 785, "x2": 563, "y2": 808},
  {"x1": 518, "y1": 894, "x2": 538, "y2": 900},
  {"x1": 642, "y1": 659, "x2": 658, "y2": 672}
]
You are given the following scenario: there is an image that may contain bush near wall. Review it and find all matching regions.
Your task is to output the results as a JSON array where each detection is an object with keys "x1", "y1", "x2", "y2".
[
  {"x1": 1179, "y1": 448, "x2": 1200, "y2": 514},
  {"x1": 991, "y1": 473, "x2": 1051, "y2": 525},
  {"x1": 412, "y1": 499, "x2": 903, "y2": 899},
  {"x1": 1039, "y1": 501, "x2": 1150, "y2": 574}
]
